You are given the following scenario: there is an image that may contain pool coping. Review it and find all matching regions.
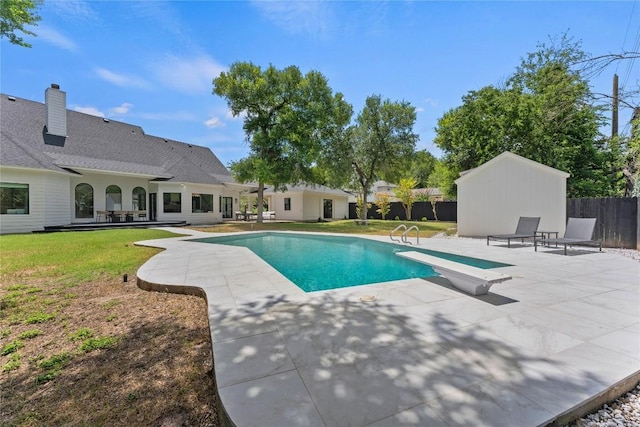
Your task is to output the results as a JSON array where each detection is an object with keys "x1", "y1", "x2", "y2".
[{"x1": 135, "y1": 228, "x2": 640, "y2": 427}]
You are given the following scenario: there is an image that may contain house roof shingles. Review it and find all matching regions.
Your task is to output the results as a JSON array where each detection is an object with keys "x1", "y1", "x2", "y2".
[{"x1": 0, "y1": 94, "x2": 235, "y2": 185}]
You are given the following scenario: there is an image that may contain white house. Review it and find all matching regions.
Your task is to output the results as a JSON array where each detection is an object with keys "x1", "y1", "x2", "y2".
[
  {"x1": 262, "y1": 184, "x2": 350, "y2": 221},
  {"x1": 455, "y1": 151, "x2": 569, "y2": 237},
  {"x1": 0, "y1": 84, "x2": 248, "y2": 234}
]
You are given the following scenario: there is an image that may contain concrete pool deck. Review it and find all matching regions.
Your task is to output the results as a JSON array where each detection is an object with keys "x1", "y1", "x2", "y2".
[{"x1": 135, "y1": 228, "x2": 640, "y2": 427}]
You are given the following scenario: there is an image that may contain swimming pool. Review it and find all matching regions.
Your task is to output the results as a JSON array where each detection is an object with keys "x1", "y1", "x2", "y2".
[{"x1": 191, "y1": 232, "x2": 510, "y2": 292}]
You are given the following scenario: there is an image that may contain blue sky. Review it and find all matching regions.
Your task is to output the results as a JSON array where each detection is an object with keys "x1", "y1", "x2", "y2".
[{"x1": 1, "y1": 1, "x2": 638, "y2": 167}]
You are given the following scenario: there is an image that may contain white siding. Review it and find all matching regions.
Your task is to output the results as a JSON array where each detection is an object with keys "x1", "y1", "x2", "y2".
[
  {"x1": 302, "y1": 193, "x2": 321, "y2": 221},
  {"x1": 456, "y1": 153, "x2": 568, "y2": 237},
  {"x1": 333, "y1": 197, "x2": 348, "y2": 220},
  {"x1": 0, "y1": 168, "x2": 47, "y2": 234},
  {"x1": 271, "y1": 192, "x2": 305, "y2": 221},
  {"x1": 44, "y1": 173, "x2": 71, "y2": 226}
]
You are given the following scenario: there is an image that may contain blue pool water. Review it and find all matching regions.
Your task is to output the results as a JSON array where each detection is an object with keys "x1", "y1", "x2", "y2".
[{"x1": 191, "y1": 233, "x2": 510, "y2": 292}]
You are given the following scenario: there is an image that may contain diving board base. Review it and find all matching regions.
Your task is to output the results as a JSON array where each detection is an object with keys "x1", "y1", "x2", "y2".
[{"x1": 397, "y1": 251, "x2": 512, "y2": 296}]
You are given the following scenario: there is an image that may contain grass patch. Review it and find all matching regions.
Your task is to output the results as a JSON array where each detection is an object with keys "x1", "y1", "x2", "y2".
[
  {"x1": 77, "y1": 336, "x2": 118, "y2": 353},
  {"x1": 2, "y1": 339, "x2": 24, "y2": 355},
  {"x1": 0, "y1": 229, "x2": 180, "y2": 283},
  {"x1": 37, "y1": 352, "x2": 73, "y2": 371},
  {"x1": 25, "y1": 311, "x2": 56, "y2": 324},
  {"x1": 102, "y1": 299, "x2": 120, "y2": 309},
  {"x1": 193, "y1": 219, "x2": 456, "y2": 237},
  {"x1": 3, "y1": 352, "x2": 21, "y2": 372},
  {"x1": 69, "y1": 327, "x2": 94, "y2": 341},
  {"x1": 19, "y1": 329, "x2": 43, "y2": 339}
]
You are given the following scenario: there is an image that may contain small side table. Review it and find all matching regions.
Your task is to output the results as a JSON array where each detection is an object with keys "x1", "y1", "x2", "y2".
[{"x1": 537, "y1": 231, "x2": 559, "y2": 248}]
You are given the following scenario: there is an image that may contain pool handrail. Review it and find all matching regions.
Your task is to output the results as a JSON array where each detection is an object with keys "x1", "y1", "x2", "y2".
[
  {"x1": 402, "y1": 225, "x2": 420, "y2": 245},
  {"x1": 390, "y1": 224, "x2": 407, "y2": 242}
]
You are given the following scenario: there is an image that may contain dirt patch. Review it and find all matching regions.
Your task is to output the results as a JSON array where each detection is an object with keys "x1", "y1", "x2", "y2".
[{"x1": 1, "y1": 276, "x2": 219, "y2": 426}]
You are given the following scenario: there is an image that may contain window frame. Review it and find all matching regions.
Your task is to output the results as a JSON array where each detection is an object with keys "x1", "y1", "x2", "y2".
[
  {"x1": 75, "y1": 183, "x2": 94, "y2": 218},
  {"x1": 132, "y1": 187, "x2": 147, "y2": 210},
  {"x1": 163, "y1": 192, "x2": 182, "y2": 213},
  {"x1": 192, "y1": 193, "x2": 213, "y2": 213},
  {"x1": 0, "y1": 182, "x2": 30, "y2": 215}
]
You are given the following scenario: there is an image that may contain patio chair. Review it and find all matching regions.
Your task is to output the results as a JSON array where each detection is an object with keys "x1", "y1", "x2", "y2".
[
  {"x1": 487, "y1": 216, "x2": 540, "y2": 247},
  {"x1": 96, "y1": 210, "x2": 108, "y2": 223},
  {"x1": 535, "y1": 217, "x2": 602, "y2": 255}
]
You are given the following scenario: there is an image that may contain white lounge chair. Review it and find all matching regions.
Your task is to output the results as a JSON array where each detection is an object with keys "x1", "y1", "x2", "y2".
[
  {"x1": 535, "y1": 217, "x2": 602, "y2": 255},
  {"x1": 397, "y1": 251, "x2": 511, "y2": 296},
  {"x1": 487, "y1": 216, "x2": 540, "y2": 247}
]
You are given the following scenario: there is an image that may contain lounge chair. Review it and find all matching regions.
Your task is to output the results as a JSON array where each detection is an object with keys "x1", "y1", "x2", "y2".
[
  {"x1": 535, "y1": 217, "x2": 602, "y2": 255},
  {"x1": 487, "y1": 216, "x2": 540, "y2": 247}
]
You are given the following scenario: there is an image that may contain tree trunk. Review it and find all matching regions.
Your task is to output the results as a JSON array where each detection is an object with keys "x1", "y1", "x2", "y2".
[
  {"x1": 257, "y1": 181, "x2": 264, "y2": 223},
  {"x1": 361, "y1": 191, "x2": 368, "y2": 221}
]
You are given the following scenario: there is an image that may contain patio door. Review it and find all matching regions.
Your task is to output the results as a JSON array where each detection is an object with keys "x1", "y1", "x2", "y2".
[
  {"x1": 220, "y1": 196, "x2": 233, "y2": 219},
  {"x1": 323, "y1": 199, "x2": 333, "y2": 219}
]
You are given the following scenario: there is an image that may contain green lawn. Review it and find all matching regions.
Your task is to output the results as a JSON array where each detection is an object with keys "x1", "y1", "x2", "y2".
[
  {"x1": 0, "y1": 229, "x2": 181, "y2": 283},
  {"x1": 193, "y1": 219, "x2": 457, "y2": 237}
]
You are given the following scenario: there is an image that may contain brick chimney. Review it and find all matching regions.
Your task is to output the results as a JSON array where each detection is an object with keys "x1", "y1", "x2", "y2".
[{"x1": 45, "y1": 83, "x2": 67, "y2": 137}]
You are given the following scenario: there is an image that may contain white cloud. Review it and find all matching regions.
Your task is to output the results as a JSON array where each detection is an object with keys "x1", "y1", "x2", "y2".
[
  {"x1": 94, "y1": 68, "x2": 150, "y2": 89},
  {"x1": 423, "y1": 97, "x2": 439, "y2": 108},
  {"x1": 152, "y1": 54, "x2": 226, "y2": 95},
  {"x1": 49, "y1": 0, "x2": 96, "y2": 21},
  {"x1": 225, "y1": 109, "x2": 246, "y2": 120},
  {"x1": 73, "y1": 105, "x2": 105, "y2": 117},
  {"x1": 416, "y1": 107, "x2": 425, "y2": 113},
  {"x1": 109, "y1": 103, "x2": 133, "y2": 116},
  {"x1": 204, "y1": 116, "x2": 225, "y2": 129},
  {"x1": 251, "y1": 1, "x2": 333, "y2": 39},
  {"x1": 33, "y1": 25, "x2": 78, "y2": 51}
]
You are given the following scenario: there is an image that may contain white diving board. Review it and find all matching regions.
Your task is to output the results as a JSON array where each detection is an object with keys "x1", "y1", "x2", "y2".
[{"x1": 397, "y1": 251, "x2": 512, "y2": 296}]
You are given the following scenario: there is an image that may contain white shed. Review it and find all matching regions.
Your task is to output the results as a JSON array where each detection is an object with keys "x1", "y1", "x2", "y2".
[
  {"x1": 264, "y1": 184, "x2": 350, "y2": 221},
  {"x1": 455, "y1": 151, "x2": 569, "y2": 237}
]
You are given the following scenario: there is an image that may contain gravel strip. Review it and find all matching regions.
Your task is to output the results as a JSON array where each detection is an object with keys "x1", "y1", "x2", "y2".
[
  {"x1": 604, "y1": 247, "x2": 640, "y2": 262},
  {"x1": 568, "y1": 384, "x2": 640, "y2": 427}
]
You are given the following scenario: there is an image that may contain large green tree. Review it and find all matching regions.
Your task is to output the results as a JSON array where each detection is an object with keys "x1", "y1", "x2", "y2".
[
  {"x1": 408, "y1": 149, "x2": 437, "y2": 188},
  {"x1": 0, "y1": 0, "x2": 41, "y2": 47},
  {"x1": 434, "y1": 36, "x2": 609, "y2": 198},
  {"x1": 213, "y1": 62, "x2": 352, "y2": 222},
  {"x1": 322, "y1": 94, "x2": 418, "y2": 220}
]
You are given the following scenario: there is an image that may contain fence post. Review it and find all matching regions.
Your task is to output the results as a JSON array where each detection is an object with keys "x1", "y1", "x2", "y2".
[{"x1": 637, "y1": 197, "x2": 640, "y2": 251}]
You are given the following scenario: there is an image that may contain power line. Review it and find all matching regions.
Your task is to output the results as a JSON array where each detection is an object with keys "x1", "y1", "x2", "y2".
[
  {"x1": 621, "y1": 25, "x2": 640, "y2": 89},
  {"x1": 617, "y1": 0, "x2": 637, "y2": 74}
]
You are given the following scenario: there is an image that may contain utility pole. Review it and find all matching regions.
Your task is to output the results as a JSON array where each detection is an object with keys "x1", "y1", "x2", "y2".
[{"x1": 612, "y1": 74, "x2": 619, "y2": 138}]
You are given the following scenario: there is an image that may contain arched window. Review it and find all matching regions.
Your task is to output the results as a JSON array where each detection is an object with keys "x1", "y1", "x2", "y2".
[
  {"x1": 75, "y1": 183, "x2": 94, "y2": 218},
  {"x1": 105, "y1": 185, "x2": 122, "y2": 210},
  {"x1": 132, "y1": 187, "x2": 146, "y2": 210}
]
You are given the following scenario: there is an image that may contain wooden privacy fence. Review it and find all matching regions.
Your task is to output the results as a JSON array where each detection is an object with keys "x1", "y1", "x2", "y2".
[
  {"x1": 348, "y1": 201, "x2": 457, "y2": 222},
  {"x1": 567, "y1": 197, "x2": 639, "y2": 249},
  {"x1": 349, "y1": 198, "x2": 638, "y2": 249}
]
